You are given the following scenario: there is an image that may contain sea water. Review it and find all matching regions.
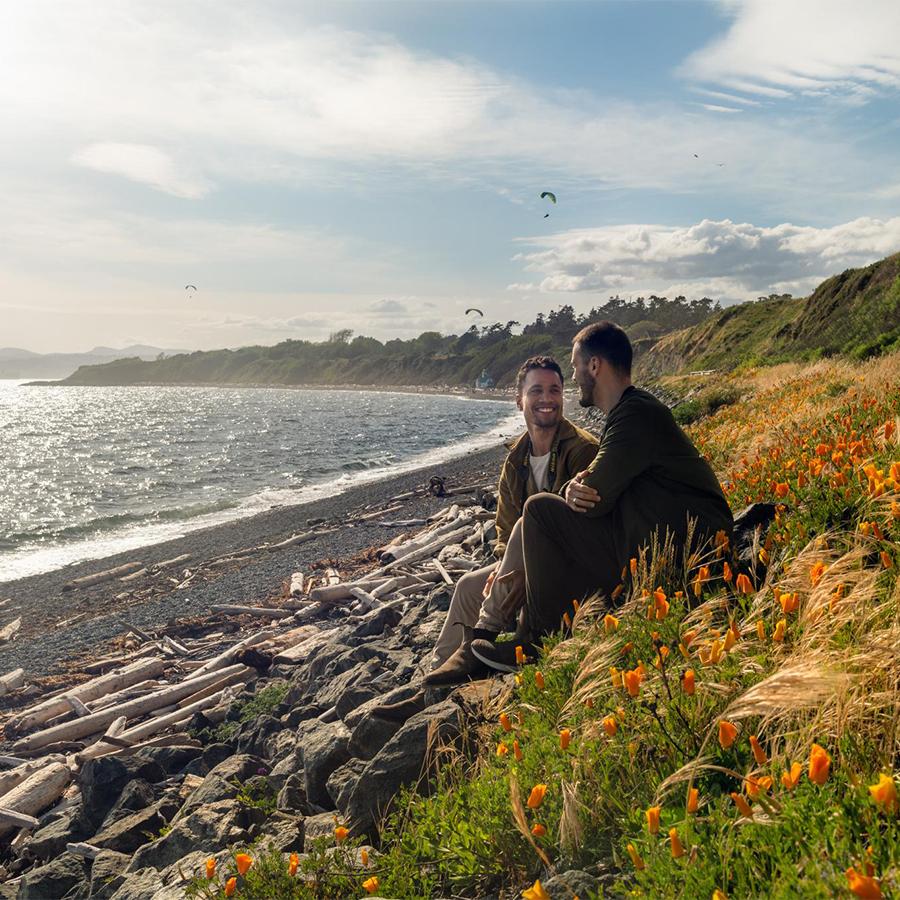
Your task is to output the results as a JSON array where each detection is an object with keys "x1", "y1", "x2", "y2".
[{"x1": 0, "y1": 381, "x2": 519, "y2": 581}]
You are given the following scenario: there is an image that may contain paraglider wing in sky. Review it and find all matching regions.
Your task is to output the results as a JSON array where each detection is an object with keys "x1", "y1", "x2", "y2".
[
  {"x1": 539, "y1": 192, "x2": 557, "y2": 204},
  {"x1": 185, "y1": 285, "x2": 197, "y2": 291},
  {"x1": 465, "y1": 308, "x2": 484, "y2": 317}
]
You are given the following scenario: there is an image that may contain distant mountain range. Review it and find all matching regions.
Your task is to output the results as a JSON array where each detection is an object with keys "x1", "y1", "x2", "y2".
[{"x1": 0, "y1": 346, "x2": 189, "y2": 380}]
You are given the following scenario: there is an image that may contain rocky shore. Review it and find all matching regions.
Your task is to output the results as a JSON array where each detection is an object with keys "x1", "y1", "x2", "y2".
[{"x1": 0, "y1": 446, "x2": 523, "y2": 897}]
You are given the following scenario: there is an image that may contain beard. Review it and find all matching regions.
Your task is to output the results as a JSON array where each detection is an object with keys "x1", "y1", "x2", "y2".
[{"x1": 577, "y1": 372, "x2": 596, "y2": 407}]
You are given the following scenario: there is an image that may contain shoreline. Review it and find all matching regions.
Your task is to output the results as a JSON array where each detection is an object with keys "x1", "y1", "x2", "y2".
[{"x1": 0, "y1": 443, "x2": 508, "y2": 679}]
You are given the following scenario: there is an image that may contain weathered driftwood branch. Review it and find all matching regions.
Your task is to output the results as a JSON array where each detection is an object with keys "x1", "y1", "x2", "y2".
[
  {"x1": 119, "y1": 568, "x2": 148, "y2": 583},
  {"x1": 0, "y1": 668, "x2": 25, "y2": 696},
  {"x1": 378, "y1": 515, "x2": 469, "y2": 562},
  {"x1": 348, "y1": 588, "x2": 383, "y2": 612},
  {"x1": 0, "y1": 756, "x2": 66, "y2": 800},
  {"x1": 12, "y1": 665, "x2": 247, "y2": 752},
  {"x1": 0, "y1": 807, "x2": 40, "y2": 830},
  {"x1": 191, "y1": 630, "x2": 274, "y2": 680},
  {"x1": 308, "y1": 578, "x2": 386, "y2": 604},
  {"x1": 211, "y1": 604, "x2": 293, "y2": 619},
  {"x1": 0, "y1": 618, "x2": 22, "y2": 642},
  {"x1": 8, "y1": 658, "x2": 167, "y2": 734},
  {"x1": 154, "y1": 553, "x2": 192, "y2": 571},
  {"x1": 289, "y1": 572, "x2": 305, "y2": 597},
  {"x1": 432, "y1": 559, "x2": 454, "y2": 586},
  {"x1": 62, "y1": 562, "x2": 143, "y2": 592},
  {"x1": 378, "y1": 525, "x2": 473, "y2": 573},
  {"x1": 0, "y1": 763, "x2": 71, "y2": 836}
]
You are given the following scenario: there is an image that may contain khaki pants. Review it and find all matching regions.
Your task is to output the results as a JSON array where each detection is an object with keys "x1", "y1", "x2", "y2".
[{"x1": 430, "y1": 519, "x2": 525, "y2": 669}]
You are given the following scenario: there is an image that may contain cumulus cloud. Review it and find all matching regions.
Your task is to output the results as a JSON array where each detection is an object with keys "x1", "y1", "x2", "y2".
[
  {"x1": 73, "y1": 143, "x2": 210, "y2": 198},
  {"x1": 513, "y1": 216, "x2": 900, "y2": 302},
  {"x1": 367, "y1": 298, "x2": 409, "y2": 316},
  {"x1": 683, "y1": 0, "x2": 900, "y2": 99}
]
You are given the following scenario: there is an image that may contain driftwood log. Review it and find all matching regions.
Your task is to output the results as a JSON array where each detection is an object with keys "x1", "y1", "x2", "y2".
[
  {"x1": 62, "y1": 562, "x2": 143, "y2": 592},
  {"x1": 12, "y1": 665, "x2": 248, "y2": 752},
  {"x1": 0, "y1": 762, "x2": 71, "y2": 836},
  {"x1": 8, "y1": 658, "x2": 167, "y2": 734}
]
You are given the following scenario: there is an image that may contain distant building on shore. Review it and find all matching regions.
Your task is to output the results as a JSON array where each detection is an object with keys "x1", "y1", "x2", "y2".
[{"x1": 475, "y1": 369, "x2": 494, "y2": 390}]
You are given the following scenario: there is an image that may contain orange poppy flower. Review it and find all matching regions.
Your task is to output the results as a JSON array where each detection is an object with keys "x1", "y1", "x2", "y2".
[
  {"x1": 500, "y1": 713, "x2": 512, "y2": 732},
  {"x1": 808, "y1": 743, "x2": 831, "y2": 785},
  {"x1": 515, "y1": 645, "x2": 525, "y2": 665},
  {"x1": 535, "y1": 671, "x2": 546, "y2": 690},
  {"x1": 846, "y1": 867, "x2": 882, "y2": 899},
  {"x1": 630, "y1": 557, "x2": 638, "y2": 577},
  {"x1": 669, "y1": 827, "x2": 686, "y2": 858},
  {"x1": 513, "y1": 740, "x2": 523, "y2": 761},
  {"x1": 224, "y1": 877, "x2": 237, "y2": 897},
  {"x1": 334, "y1": 826, "x2": 349, "y2": 844},
  {"x1": 687, "y1": 787, "x2": 699, "y2": 814},
  {"x1": 773, "y1": 619, "x2": 786, "y2": 642},
  {"x1": 602, "y1": 716, "x2": 618, "y2": 737},
  {"x1": 360, "y1": 849, "x2": 369, "y2": 867},
  {"x1": 626, "y1": 842, "x2": 645, "y2": 870},
  {"x1": 735, "y1": 573, "x2": 754, "y2": 594},
  {"x1": 604, "y1": 613, "x2": 619, "y2": 633},
  {"x1": 497, "y1": 742, "x2": 509, "y2": 757},
  {"x1": 723, "y1": 561, "x2": 733, "y2": 582},
  {"x1": 682, "y1": 669, "x2": 696, "y2": 695},
  {"x1": 205, "y1": 858, "x2": 216, "y2": 880},
  {"x1": 749, "y1": 735, "x2": 768, "y2": 765},
  {"x1": 526, "y1": 784, "x2": 547, "y2": 809},
  {"x1": 781, "y1": 761, "x2": 802, "y2": 790},
  {"x1": 235, "y1": 853, "x2": 253, "y2": 876},
  {"x1": 288, "y1": 853, "x2": 299, "y2": 876},
  {"x1": 531, "y1": 823, "x2": 547, "y2": 837},
  {"x1": 868, "y1": 773, "x2": 898, "y2": 815},
  {"x1": 624, "y1": 669, "x2": 642, "y2": 698},
  {"x1": 730, "y1": 792, "x2": 754, "y2": 818},
  {"x1": 718, "y1": 720, "x2": 738, "y2": 749},
  {"x1": 646, "y1": 805, "x2": 661, "y2": 834},
  {"x1": 559, "y1": 729, "x2": 571, "y2": 750},
  {"x1": 363, "y1": 876, "x2": 380, "y2": 895}
]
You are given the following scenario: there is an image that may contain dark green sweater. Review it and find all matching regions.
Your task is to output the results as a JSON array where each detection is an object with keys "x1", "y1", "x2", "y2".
[{"x1": 578, "y1": 386, "x2": 733, "y2": 565}]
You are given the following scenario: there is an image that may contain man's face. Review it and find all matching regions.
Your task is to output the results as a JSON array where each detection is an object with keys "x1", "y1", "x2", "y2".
[
  {"x1": 571, "y1": 343, "x2": 596, "y2": 408},
  {"x1": 517, "y1": 368, "x2": 563, "y2": 430}
]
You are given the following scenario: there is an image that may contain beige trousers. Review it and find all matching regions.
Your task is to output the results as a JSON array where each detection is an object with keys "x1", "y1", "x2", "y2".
[{"x1": 430, "y1": 518, "x2": 525, "y2": 668}]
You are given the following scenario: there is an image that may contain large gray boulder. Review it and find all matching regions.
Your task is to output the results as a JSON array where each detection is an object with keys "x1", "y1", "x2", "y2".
[
  {"x1": 178, "y1": 753, "x2": 266, "y2": 818},
  {"x1": 298, "y1": 720, "x2": 351, "y2": 808},
  {"x1": 88, "y1": 850, "x2": 130, "y2": 899},
  {"x1": 126, "y1": 798, "x2": 248, "y2": 873},
  {"x1": 339, "y1": 699, "x2": 462, "y2": 837},
  {"x1": 77, "y1": 756, "x2": 165, "y2": 829},
  {"x1": 16, "y1": 854, "x2": 88, "y2": 899},
  {"x1": 92, "y1": 800, "x2": 170, "y2": 855}
]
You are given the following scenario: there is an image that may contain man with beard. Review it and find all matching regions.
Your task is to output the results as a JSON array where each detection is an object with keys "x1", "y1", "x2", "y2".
[
  {"x1": 371, "y1": 356, "x2": 598, "y2": 720},
  {"x1": 471, "y1": 321, "x2": 733, "y2": 672}
]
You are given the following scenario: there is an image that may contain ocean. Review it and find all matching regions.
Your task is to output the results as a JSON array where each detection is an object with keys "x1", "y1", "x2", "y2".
[{"x1": 0, "y1": 381, "x2": 519, "y2": 582}]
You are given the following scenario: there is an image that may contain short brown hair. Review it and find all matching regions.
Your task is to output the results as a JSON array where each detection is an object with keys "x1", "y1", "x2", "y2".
[
  {"x1": 573, "y1": 321, "x2": 632, "y2": 375},
  {"x1": 515, "y1": 355, "x2": 564, "y2": 394}
]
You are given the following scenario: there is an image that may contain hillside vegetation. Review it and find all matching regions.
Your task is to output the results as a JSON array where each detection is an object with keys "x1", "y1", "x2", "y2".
[
  {"x1": 639, "y1": 252, "x2": 900, "y2": 377},
  {"x1": 188, "y1": 350, "x2": 900, "y2": 898},
  {"x1": 56, "y1": 298, "x2": 717, "y2": 388}
]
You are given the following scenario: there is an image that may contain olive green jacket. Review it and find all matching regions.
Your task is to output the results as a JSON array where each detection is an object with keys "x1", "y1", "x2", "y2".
[
  {"x1": 576, "y1": 386, "x2": 733, "y2": 565},
  {"x1": 494, "y1": 418, "x2": 599, "y2": 558}
]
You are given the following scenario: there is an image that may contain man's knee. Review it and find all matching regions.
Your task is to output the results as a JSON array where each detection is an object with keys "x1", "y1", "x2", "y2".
[
  {"x1": 523, "y1": 491, "x2": 573, "y2": 531},
  {"x1": 450, "y1": 568, "x2": 490, "y2": 619}
]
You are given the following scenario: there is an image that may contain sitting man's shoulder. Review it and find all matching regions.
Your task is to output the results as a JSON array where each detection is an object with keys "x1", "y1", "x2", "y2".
[{"x1": 558, "y1": 417, "x2": 600, "y2": 446}]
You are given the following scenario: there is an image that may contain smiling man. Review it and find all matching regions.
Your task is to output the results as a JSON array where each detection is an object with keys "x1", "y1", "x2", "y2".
[
  {"x1": 471, "y1": 322, "x2": 734, "y2": 673},
  {"x1": 371, "y1": 356, "x2": 598, "y2": 720}
]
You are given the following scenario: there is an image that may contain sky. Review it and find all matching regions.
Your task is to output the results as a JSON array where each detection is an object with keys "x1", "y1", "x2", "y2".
[{"x1": 1, "y1": 0, "x2": 899, "y2": 353}]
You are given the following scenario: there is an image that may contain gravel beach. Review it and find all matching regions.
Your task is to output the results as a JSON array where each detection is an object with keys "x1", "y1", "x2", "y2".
[{"x1": 0, "y1": 444, "x2": 507, "y2": 679}]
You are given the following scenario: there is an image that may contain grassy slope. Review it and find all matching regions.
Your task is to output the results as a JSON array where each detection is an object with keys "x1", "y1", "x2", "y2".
[
  {"x1": 189, "y1": 351, "x2": 900, "y2": 899},
  {"x1": 638, "y1": 252, "x2": 900, "y2": 379}
]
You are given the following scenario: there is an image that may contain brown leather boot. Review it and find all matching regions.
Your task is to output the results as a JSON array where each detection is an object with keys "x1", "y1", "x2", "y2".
[
  {"x1": 423, "y1": 627, "x2": 498, "y2": 686},
  {"x1": 370, "y1": 689, "x2": 427, "y2": 722}
]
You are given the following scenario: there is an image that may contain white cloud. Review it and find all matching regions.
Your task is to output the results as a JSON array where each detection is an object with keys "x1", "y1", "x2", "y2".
[
  {"x1": 683, "y1": 0, "x2": 900, "y2": 99},
  {"x1": 513, "y1": 216, "x2": 900, "y2": 302},
  {"x1": 73, "y1": 143, "x2": 210, "y2": 198},
  {"x1": 0, "y1": 1, "x2": 885, "y2": 201}
]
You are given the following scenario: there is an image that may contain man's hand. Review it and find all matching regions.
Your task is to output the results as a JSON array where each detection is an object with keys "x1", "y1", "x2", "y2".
[
  {"x1": 495, "y1": 569, "x2": 526, "y2": 621},
  {"x1": 565, "y1": 470, "x2": 600, "y2": 513},
  {"x1": 481, "y1": 562, "x2": 500, "y2": 599}
]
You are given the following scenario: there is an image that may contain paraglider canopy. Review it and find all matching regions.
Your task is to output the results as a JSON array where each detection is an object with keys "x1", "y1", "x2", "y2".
[
  {"x1": 185, "y1": 284, "x2": 197, "y2": 291},
  {"x1": 539, "y1": 191, "x2": 557, "y2": 204},
  {"x1": 465, "y1": 308, "x2": 484, "y2": 317}
]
